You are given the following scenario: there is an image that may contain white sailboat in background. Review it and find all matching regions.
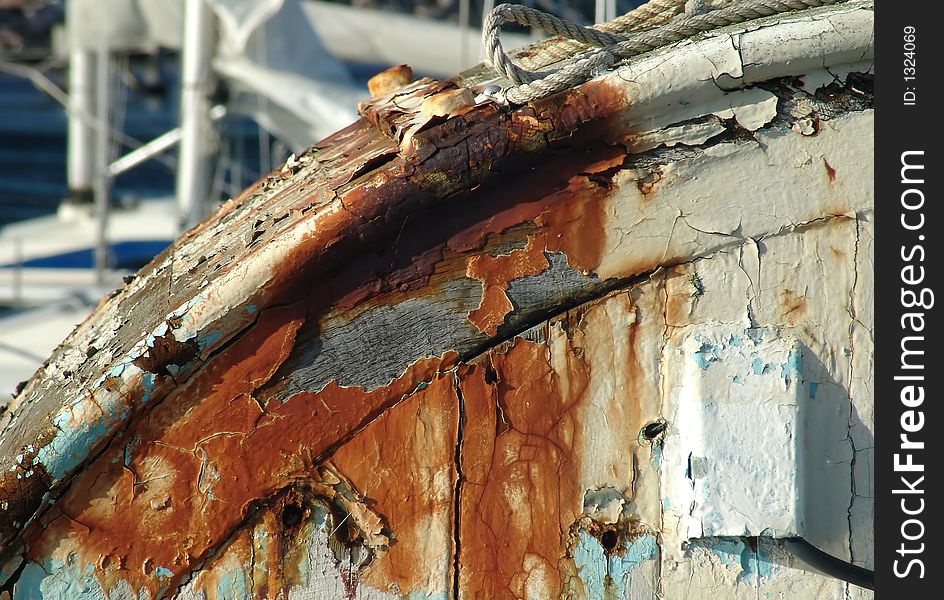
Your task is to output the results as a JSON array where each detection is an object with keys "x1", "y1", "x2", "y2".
[{"x1": 0, "y1": 0, "x2": 533, "y2": 396}]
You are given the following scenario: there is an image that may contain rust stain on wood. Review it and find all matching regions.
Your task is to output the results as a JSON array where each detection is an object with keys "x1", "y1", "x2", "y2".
[
  {"x1": 456, "y1": 341, "x2": 587, "y2": 599},
  {"x1": 466, "y1": 238, "x2": 550, "y2": 335},
  {"x1": 779, "y1": 288, "x2": 808, "y2": 324},
  {"x1": 823, "y1": 157, "x2": 837, "y2": 183},
  {"x1": 2, "y1": 74, "x2": 675, "y2": 589},
  {"x1": 21, "y1": 301, "x2": 457, "y2": 594},
  {"x1": 452, "y1": 292, "x2": 651, "y2": 598},
  {"x1": 24, "y1": 305, "x2": 305, "y2": 594},
  {"x1": 329, "y1": 374, "x2": 459, "y2": 596}
]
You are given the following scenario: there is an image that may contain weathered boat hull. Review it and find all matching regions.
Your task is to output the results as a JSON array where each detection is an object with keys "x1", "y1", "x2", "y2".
[{"x1": 0, "y1": 1, "x2": 874, "y2": 598}]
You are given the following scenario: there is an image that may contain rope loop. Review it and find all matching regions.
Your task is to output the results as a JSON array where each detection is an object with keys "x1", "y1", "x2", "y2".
[
  {"x1": 483, "y1": 0, "x2": 850, "y2": 104},
  {"x1": 483, "y1": 4, "x2": 627, "y2": 85}
]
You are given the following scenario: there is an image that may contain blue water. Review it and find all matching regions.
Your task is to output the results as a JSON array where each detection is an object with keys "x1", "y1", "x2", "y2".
[
  {"x1": 1, "y1": 240, "x2": 171, "y2": 270},
  {"x1": 0, "y1": 71, "x2": 70, "y2": 226},
  {"x1": 0, "y1": 54, "x2": 270, "y2": 230}
]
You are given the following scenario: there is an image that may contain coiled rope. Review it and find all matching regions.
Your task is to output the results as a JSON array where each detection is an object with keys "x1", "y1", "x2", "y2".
[
  {"x1": 483, "y1": 0, "x2": 850, "y2": 104},
  {"x1": 513, "y1": 0, "x2": 688, "y2": 71}
]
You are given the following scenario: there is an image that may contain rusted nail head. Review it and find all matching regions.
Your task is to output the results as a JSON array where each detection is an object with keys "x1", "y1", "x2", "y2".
[{"x1": 368, "y1": 64, "x2": 414, "y2": 98}]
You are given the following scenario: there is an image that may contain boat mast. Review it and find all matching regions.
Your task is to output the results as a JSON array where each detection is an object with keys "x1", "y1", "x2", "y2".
[
  {"x1": 93, "y1": 39, "x2": 110, "y2": 284},
  {"x1": 65, "y1": 2, "x2": 95, "y2": 208},
  {"x1": 595, "y1": 0, "x2": 618, "y2": 23},
  {"x1": 176, "y1": 0, "x2": 217, "y2": 232}
]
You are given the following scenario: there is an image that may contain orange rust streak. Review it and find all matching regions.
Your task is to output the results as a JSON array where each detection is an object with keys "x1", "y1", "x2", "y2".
[
  {"x1": 823, "y1": 157, "x2": 837, "y2": 183},
  {"x1": 779, "y1": 288, "x2": 808, "y2": 325},
  {"x1": 454, "y1": 171, "x2": 615, "y2": 335},
  {"x1": 27, "y1": 305, "x2": 305, "y2": 592},
  {"x1": 191, "y1": 505, "x2": 298, "y2": 599},
  {"x1": 541, "y1": 80, "x2": 629, "y2": 138},
  {"x1": 466, "y1": 238, "x2": 550, "y2": 336},
  {"x1": 313, "y1": 130, "x2": 624, "y2": 318},
  {"x1": 329, "y1": 374, "x2": 459, "y2": 596},
  {"x1": 24, "y1": 300, "x2": 456, "y2": 596},
  {"x1": 446, "y1": 166, "x2": 616, "y2": 268},
  {"x1": 582, "y1": 154, "x2": 627, "y2": 174},
  {"x1": 457, "y1": 340, "x2": 589, "y2": 600},
  {"x1": 536, "y1": 177, "x2": 608, "y2": 275}
]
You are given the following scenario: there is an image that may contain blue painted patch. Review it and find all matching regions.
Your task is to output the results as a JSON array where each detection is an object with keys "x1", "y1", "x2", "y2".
[
  {"x1": 650, "y1": 443, "x2": 663, "y2": 469},
  {"x1": 215, "y1": 564, "x2": 248, "y2": 599},
  {"x1": 37, "y1": 406, "x2": 114, "y2": 481},
  {"x1": 757, "y1": 554, "x2": 773, "y2": 579},
  {"x1": 197, "y1": 330, "x2": 224, "y2": 352},
  {"x1": 742, "y1": 544, "x2": 773, "y2": 581},
  {"x1": 246, "y1": 304, "x2": 258, "y2": 315},
  {"x1": 696, "y1": 538, "x2": 774, "y2": 583},
  {"x1": 728, "y1": 334, "x2": 743, "y2": 347},
  {"x1": 139, "y1": 373, "x2": 156, "y2": 405},
  {"x1": 609, "y1": 536, "x2": 658, "y2": 587},
  {"x1": 698, "y1": 537, "x2": 746, "y2": 570},
  {"x1": 807, "y1": 382, "x2": 819, "y2": 399},
  {"x1": 407, "y1": 592, "x2": 448, "y2": 600},
  {"x1": 573, "y1": 531, "x2": 609, "y2": 596},
  {"x1": 780, "y1": 347, "x2": 803, "y2": 384},
  {"x1": 694, "y1": 343, "x2": 721, "y2": 369},
  {"x1": 154, "y1": 566, "x2": 173, "y2": 581},
  {"x1": 12, "y1": 561, "x2": 48, "y2": 600},
  {"x1": 148, "y1": 321, "x2": 169, "y2": 343},
  {"x1": 751, "y1": 357, "x2": 770, "y2": 375},
  {"x1": 573, "y1": 531, "x2": 657, "y2": 597},
  {"x1": 733, "y1": 375, "x2": 744, "y2": 385},
  {"x1": 107, "y1": 363, "x2": 129, "y2": 378},
  {"x1": 13, "y1": 557, "x2": 108, "y2": 600},
  {"x1": 661, "y1": 496, "x2": 671, "y2": 510}
]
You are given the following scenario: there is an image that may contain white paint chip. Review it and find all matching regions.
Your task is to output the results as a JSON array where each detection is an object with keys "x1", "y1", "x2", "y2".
[
  {"x1": 799, "y1": 69, "x2": 837, "y2": 94},
  {"x1": 712, "y1": 89, "x2": 779, "y2": 131}
]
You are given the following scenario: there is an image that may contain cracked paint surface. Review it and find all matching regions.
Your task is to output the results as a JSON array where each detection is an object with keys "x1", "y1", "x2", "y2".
[{"x1": 0, "y1": 2, "x2": 873, "y2": 598}]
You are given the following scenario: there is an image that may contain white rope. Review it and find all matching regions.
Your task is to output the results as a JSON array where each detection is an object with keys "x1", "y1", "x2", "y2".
[
  {"x1": 512, "y1": 0, "x2": 687, "y2": 72},
  {"x1": 483, "y1": 0, "x2": 851, "y2": 104}
]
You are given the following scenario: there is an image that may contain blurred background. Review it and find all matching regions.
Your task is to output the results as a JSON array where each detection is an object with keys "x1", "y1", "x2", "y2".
[{"x1": 0, "y1": 0, "x2": 646, "y2": 398}]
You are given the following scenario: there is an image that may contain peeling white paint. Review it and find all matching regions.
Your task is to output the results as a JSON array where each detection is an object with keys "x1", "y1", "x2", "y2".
[
  {"x1": 602, "y1": 0, "x2": 872, "y2": 138},
  {"x1": 711, "y1": 88, "x2": 779, "y2": 131},
  {"x1": 662, "y1": 326, "x2": 804, "y2": 540},
  {"x1": 598, "y1": 110, "x2": 873, "y2": 280}
]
